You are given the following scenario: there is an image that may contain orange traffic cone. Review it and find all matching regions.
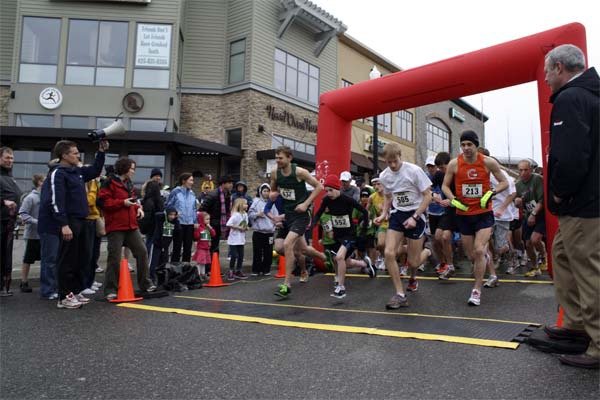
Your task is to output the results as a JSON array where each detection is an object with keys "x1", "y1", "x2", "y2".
[
  {"x1": 556, "y1": 306, "x2": 564, "y2": 327},
  {"x1": 204, "y1": 252, "x2": 230, "y2": 287},
  {"x1": 275, "y1": 254, "x2": 286, "y2": 278},
  {"x1": 110, "y1": 259, "x2": 143, "y2": 303}
]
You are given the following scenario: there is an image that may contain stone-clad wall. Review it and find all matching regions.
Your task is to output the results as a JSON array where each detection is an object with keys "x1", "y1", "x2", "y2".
[
  {"x1": 179, "y1": 90, "x2": 318, "y2": 192},
  {"x1": 0, "y1": 86, "x2": 9, "y2": 127}
]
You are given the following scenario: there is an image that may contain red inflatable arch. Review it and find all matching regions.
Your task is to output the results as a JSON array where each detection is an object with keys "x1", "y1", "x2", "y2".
[{"x1": 314, "y1": 23, "x2": 588, "y2": 274}]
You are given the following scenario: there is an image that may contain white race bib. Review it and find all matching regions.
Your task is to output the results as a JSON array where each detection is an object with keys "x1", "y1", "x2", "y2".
[
  {"x1": 462, "y1": 184, "x2": 482, "y2": 198},
  {"x1": 280, "y1": 188, "x2": 296, "y2": 201},
  {"x1": 323, "y1": 220, "x2": 334, "y2": 233},
  {"x1": 526, "y1": 200, "x2": 537, "y2": 213},
  {"x1": 331, "y1": 215, "x2": 351, "y2": 228},
  {"x1": 393, "y1": 191, "x2": 412, "y2": 208}
]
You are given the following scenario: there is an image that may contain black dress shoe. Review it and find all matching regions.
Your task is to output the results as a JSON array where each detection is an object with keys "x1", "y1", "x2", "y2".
[
  {"x1": 20, "y1": 281, "x2": 33, "y2": 293},
  {"x1": 544, "y1": 325, "x2": 590, "y2": 341},
  {"x1": 559, "y1": 353, "x2": 600, "y2": 369}
]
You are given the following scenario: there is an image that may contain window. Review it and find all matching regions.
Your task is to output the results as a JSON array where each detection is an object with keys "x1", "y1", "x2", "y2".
[
  {"x1": 226, "y1": 128, "x2": 242, "y2": 148},
  {"x1": 274, "y1": 49, "x2": 319, "y2": 104},
  {"x1": 396, "y1": 110, "x2": 413, "y2": 142},
  {"x1": 65, "y1": 20, "x2": 128, "y2": 86},
  {"x1": 427, "y1": 119, "x2": 450, "y2": 153},
  {"x1": 228, "y1": 39, "x2": 245, "y2": 84},
  {"x1": 12, "y1": 150, "x2": 52, "y2": 191},
  {"x1": 341, "y1": 79, "x2": 353, "y2": 88},
  {"x1": 130, "y1": 119, "x2": 167, "y2": 132},
  {"x1": 364, "y1": 114, "x2": 391, "y2": 133},
  {"x1": 224, "y1": 159, "x2": 240, "y2": 182},
  {"x1": 62, "y1": 116, "x2": 90, "y2": 129},
  {"x1": 129, "y1": 154, "x2": 166, "y2": 187},
  {"x1": 271, "y1": 134, "x2": 314, "y2": 155},
  {"x1": 134, "y1": 23, "x2": 172, "y2": 89},
  {"x1": 15, "y1": 114, "x2": 54, "y2": 127},
  {"x1": 96, "y1": 117, "x2": 122, "y2": 130},
  {"x1": 19, "y1": 17, "x2": 61, "y2": 83}
]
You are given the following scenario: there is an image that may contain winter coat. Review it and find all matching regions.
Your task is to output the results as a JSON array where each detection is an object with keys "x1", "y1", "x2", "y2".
[
  {"x1": 231, "y1": 181, "x2": 253, "y2": 207},
  {"x1": 98, "y1": 176, "x2": 141, "y2": 233},
  {"x1": 248, "y1": 183, "x2": 275, "y2": 233},
  {"x1": 165, "y1": 186, "x2": 197, "y2": 225},
  {"x1": 0, "y1": 165, "x2": 22, "y2": 222},
  {"x1": 18, "y1": 189, "x2": 40, "y2": 239}
]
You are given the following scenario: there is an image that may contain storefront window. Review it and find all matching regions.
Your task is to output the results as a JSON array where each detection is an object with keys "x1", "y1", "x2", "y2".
[
  {"x1": 15, "y1": 114, "x2": 54, "y2": 128},
  {"x1": 229, "y1": 39, "x2": 245, "y2": 84},
  {"x1": 19, "y1": 17, "x2": 61, "y2": 84},
  {"x1": 65, "y1": 20, "x2": 128, "y2": 87},
  {"x1": 274, "y1": 49, "x2": 319, "y2": 104},
  {"x1": 427, "y1": 119, "x2": 450, "y2": 153}
]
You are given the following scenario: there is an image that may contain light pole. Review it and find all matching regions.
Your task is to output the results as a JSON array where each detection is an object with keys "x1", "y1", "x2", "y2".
[{"x1": 369, "y1": 66, "x2": 382, "y2": 178}]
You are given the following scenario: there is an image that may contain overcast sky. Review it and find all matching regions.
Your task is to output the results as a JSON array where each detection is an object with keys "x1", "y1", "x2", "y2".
[{"x1": 316, "y1": 0, "x2": 598, "y2": 165}]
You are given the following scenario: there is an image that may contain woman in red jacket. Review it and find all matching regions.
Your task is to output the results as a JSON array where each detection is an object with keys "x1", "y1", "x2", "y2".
[{"x1": 98, "y1": 158, "x2": 156, "y2": 300}]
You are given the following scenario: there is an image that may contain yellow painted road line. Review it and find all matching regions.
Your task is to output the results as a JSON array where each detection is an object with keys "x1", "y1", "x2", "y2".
[
  {"x1": 118, "y1": 303, "x2": 520, "y2": 350},
  {"x1": 174, "y1": 295, "x2": 541, "y2": 326},
  {"x1": 331, "y1": 273, "x2": 554, "y2": 284}
]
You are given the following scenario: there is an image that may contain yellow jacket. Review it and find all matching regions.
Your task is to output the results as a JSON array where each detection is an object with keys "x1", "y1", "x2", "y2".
[{"x1": 86, "y1": 179, "x2": 101, "y2": 220}]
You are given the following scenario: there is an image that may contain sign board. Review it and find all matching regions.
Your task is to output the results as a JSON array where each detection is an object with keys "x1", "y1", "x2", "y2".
[
  {"x1": 136, "y1": 24, "x2": 172, "y2": 68},
  {"x1": 39, "y1": 87, "x2": 63, "y2": 110},
  {"x1": 449, "y1": 107, "x2": 466, "y2": 122}
]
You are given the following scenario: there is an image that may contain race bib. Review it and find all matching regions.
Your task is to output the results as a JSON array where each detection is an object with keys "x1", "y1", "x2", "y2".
[
  {"x1": 462, "y1": 184, "x2": 482, "y2": 198},
  {"x1": 526, "y1": 200, "x2": 537, "y2": 213},
  {"x1": 322, "y1": 220, "x2": 334, "y2": 233},
  {"x1": 331, "y1": 215, "x2": 351, "y2": 228},
  {"x1": 268, "y1": 237, "x2": 274, "y2": 245},
  {"x1": 393, "y1": 191, "x2": 412, "y2": 208},
  {"x1": 280, "y1": 188, "x2": 296, "y2": 201}
]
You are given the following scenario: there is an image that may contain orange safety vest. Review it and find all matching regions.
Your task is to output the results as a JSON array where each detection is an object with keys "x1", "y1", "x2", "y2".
[{"x1": 454, "y1": 152, "x2": 491, "y2": 216}]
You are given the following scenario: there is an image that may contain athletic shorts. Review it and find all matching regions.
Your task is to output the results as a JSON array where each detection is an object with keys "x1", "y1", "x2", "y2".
[
  {"x1": 324, "y1": 240, "x2": 356, "y2": 260},
  {"x1": 388, "y1": 210, "x2": 426, "y2": 240},
  {"x1": 522, "y1": 216, "x2": 546, "y2": 241},
  {"x1": 509, "y1": 218, "x2": 522, "y2": 231},
  {"x1": 275, "y1": 211, "x2": 311, "y2": 240},
  {"x1": 428, "y1": 214, "x2": 443, "y2": 235},
  {"x1": 492, "y1": 221, "x2": 510, "y2": 251},
  {"x1": 23, "y1": 239, "x2": 41, "y2": 264},
  {"x1": 456, "y1": 211, "x2": 495, "y2": 236},
  {"x1": 437, "y1": 209, "x2": 458, "y2": 232}
]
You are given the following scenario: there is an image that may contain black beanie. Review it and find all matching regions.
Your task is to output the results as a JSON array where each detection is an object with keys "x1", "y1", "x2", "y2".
[
  {"x1": 460, "y1": 130, "x2": 480, "y2": 147},
  {"x1": 150, "y1": 168, "x2": 163, "y2": 178}
]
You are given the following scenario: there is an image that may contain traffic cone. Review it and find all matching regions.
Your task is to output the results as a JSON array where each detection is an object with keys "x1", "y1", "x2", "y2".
[
  {"x1": 110, "y1": 259, "x2": 143, "y2": 303},
  {"x1": 204, "y1": 252, "x2": 230, "y2": 287},
  {"x1": 556, "y1": 306, "x2": 564, "y2": 327},
  {"x1": 275, "y1": 254, "x2": 286, "y2": 278}
]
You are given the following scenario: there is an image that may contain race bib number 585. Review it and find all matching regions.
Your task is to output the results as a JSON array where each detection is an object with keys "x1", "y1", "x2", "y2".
[{"x1": 393, "y1": 191, "x2": 412, "y2": 208}]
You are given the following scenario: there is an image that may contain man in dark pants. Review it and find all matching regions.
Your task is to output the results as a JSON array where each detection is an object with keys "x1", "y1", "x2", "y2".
[
  {"x1": 50, "y1": 140, "x2": 107, "y2": 309},
  {"x1": 0, "y1": 147, "x2": 22, "y2": 297},
  {"x1": 543, "y1": 44, "x2": 599, "y2": 369},
  {"x1": 200, "y1": 175, "x2": 233, "y2": 254}
]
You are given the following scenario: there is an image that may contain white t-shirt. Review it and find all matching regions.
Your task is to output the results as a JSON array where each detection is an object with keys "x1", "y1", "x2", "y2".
[
  {"x1": 491, "y1": 171, "x2": 517, "y2": 222},
  {"x1": 379, "y1": 161, "x2": 432, "y2": 216},
  {"x1": 226, "y1": 212, "x2": 248, "y2": 245}
]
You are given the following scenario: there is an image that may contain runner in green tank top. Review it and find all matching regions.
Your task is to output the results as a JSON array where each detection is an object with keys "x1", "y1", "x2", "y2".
[{"x1": 269, "y1": 146, "x2": 324, "y2": 297}]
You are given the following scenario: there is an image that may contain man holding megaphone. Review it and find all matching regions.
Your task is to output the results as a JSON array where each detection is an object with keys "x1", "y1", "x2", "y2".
[
  {"x1": 88, "y1": 119, "x2": 125, "y2": 142},
  {"x1": 40, "y1": 138, "x2": 108, "y2": 309}
]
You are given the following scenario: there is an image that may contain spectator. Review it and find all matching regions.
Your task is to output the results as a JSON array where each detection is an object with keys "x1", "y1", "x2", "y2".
[
  {"x1": 17, "y1": 173, "x2": 45, "y2": 293},
  {"x1": 140, "y1": 180, "x2": 165, "y2": 254},
  {"x1": 165, "y1": 172, "x2": 197, "y2": 262},
  {"x1": 200, "y1": 174, "x2": 215, "y2": 198},
  {"x1": 81, "y1": 173, "x2": 103, "y2": 295},
  {"x1": 50, "y1": 140, "x2": 107, "y2": 309},
  {"x1": 98, "y1": 157, "x2": 156, "y2": 300},
  {"x1": 200, "y1": 175, "x2": 234, "y2": 254},
  {"x1": 150, "y1": 207, "x2": 181, "y2": 280},
  {"x1": 231, "y1": 181, "x2": 253, "y2": 208},
  {"x1": 0, "y1": 147, "x2": 22, "y2": 297},
  {"x1": 226, "y1": 198, "x2": 249, "y2": 280},
  {"x1": 192, "y1": 211, "x2": 214, "y2": 278},
  {"x1": 339, "y1": 171, "x2": 359, "y2": 201},
  {"x1": 249, "y1": 183, "x2": 276, "y2": 276}
]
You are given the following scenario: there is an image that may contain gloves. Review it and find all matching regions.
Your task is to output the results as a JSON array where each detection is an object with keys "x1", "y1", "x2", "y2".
[
  {"x1": 450, "y1": 198, "x2": 468, "y2": 212},
  {"x1": 480, "y1": 190, "x2": 495, "y2": 208}
]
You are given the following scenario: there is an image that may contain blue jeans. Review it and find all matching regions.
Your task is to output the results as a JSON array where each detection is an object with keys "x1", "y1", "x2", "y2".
[{"x1": 39, "y1": 232, "x2": 59, "y2": 298}]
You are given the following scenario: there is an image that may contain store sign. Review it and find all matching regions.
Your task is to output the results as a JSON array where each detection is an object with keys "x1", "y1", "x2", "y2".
[
  {"x1": 39, "y1": 87, "x2": 63, "y2": 110},
  {"x1": 364, "y1": 134, "x2": 387, "y2": 154},
  {"x1": 449, "y1": 107, "x2": 466, "y2": 122},
  {"x1": 265, "y1": 105, "x2": 317, "y2": 133},
  {"x1": 136, "y1": 24, "x2": 171, "y2": 67}
]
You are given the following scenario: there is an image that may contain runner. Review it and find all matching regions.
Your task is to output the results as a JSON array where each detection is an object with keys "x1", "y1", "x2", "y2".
[
  {"x1": 269, "y1": 146, "x2": 324, "y2": 298},
  {"x1": 374, "y1": 142, "x2": 432, "y2": 309},
  {"x1": 369, "y1": 177, "x2": 388, "y2": 270},
  {"x1": 441, "y1": 131, "x2": 508, "y2": 306},
  {"x1": 313, "y1": 175, "x2": 374, "y2": 299}
]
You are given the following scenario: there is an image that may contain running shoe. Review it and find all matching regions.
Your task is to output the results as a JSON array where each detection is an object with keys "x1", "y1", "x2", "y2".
[
  {"x1": 333, "y1": 279, "x2": 339, "y2": 288},
  {"x1": 20, "y1": 282, "x2": 32, "y2": 293},
  {"x1": 299, "y1": 270, "x2": 309, "y2": 283},
  {"x1": 274, "y1": 284, "x2": 291, "y2": 298},
  {"x1": 385, "y1": 293, "x2": 408, "y2": 309},
  {"x1": 406, "y1": 278, "x2": 418, "y2": 292},
  {"x1": 537, "y1": 258, "x2": 548, "y2": 271},
  {"x1": 234, "y1": 271, "x2": 248, "y2": 280},
  {"x1": 330, "y1": 285, "x2": 346, "y2": 299},
  {"x1": 364, "y1": 255, "x2": 376, "y2": 278},
  {"x1": 524, "y1": 268, "x2": 541, "y2": 277},
  {"x1": 128, "y1": 263, "x2": 134, "y2": 272},
  {"x1": 399, "y1": 265, "x2": 408, "y2": 276},
  {"x1": 57, "y1": 293, "x2": 83, "y2": 309},
  {"x1": 438, "y1": 264, "x2": 455, "y2": 280},
  {"x1": 483, "y1": 275, "x2": 499, "y2": 288},
  {"x1": 434, "y1": 263, "x2": 443, "y2": 274},
  {"x1": 417, "y1": 264, "x2": 425, "y2": 272},
  {"x1": 468, "y1": 289, "x2": 481, "y2": 306},
  {"x1": 95, "y1": 267, "x2": 104, "y2": 273},
  {"x1": 437, "y1": 263, "x2": 449, "y2": 275},
  {"x1": 81, "y1": 288, "x2": 96, "y2": 295},
  {"x1": 147, "y1": 285, "x2": 157, "y2": 292},
  {"x1": 105, "y1": 293, "x2": 117, "y2": 301},
  {"x1": 227, "y1": 270, "x2": 235, "y2": 281},
  {"x1": 506, "y1": 265, "x2": 517, "y2": 275},
  {"x1": 75, "y1": 293, "x2": 91, "y2": 304},
  {"x1": 375, "y1": 257, "x2": 385, "y2": 270}
]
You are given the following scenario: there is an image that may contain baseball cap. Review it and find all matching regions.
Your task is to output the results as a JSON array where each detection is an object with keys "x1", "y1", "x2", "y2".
[
  {"x1": 425, "y1": 156, "x2": 436, "y2": 166},
  {"x1": 340, "y1": 171, "x2": 352, "y2": 181}
]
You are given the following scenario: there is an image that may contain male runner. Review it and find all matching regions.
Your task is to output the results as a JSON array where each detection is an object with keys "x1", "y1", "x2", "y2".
[
  {"x1": 442, "y1": 131, "x2": 508, "y2": 306},
  {"x1": 369, "y1": 177, "x2": 388, "y2": 270},
  {"x1": 374, "y1": 142, "x2": 432, "y2": 309}
]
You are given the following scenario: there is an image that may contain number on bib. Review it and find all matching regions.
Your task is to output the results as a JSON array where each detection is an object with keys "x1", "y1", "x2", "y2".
[
  {"x1": 280, "y1": 188, "x2": 296, "y2": 201},
  {"x1": 462, "y1": 184, "x2": 482, "y2": 198},
  {"x1": 393, "y1": 192, "x2": 411, "y2": 208},
  {"x1": 331, "y1": 215, "x2": 351, "y2": 228}
]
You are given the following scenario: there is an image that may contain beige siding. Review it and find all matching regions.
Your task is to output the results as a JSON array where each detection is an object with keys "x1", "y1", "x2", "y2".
[
  {"x1": 226, "y1": 0, "x2": 252, "y2": 85},
  {"x1": 181, "y1": 0, "x2": 227, "y2": 88},
  {"x1": 0, "y1": 0, "x2": 17, "y2": 82},
  {"x1": 251, "y1": 0, "x2": 337, "y2": 95}
]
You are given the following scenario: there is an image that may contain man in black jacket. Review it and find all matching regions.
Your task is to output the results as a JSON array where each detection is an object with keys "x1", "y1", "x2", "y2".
[
  {"x1": 0, "y1": 147, "x2": 22, "y2": 296},
  {"x1": 544, "y1": 44, "x2": 599, "y2": 369},
  {"x1": 199, "y1": 175, "x2": 233, "y2": 253}
]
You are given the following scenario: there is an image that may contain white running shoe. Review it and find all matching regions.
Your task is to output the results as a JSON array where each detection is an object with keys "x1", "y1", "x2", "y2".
[
  {"x1": 468, "y1": 289, "x2": 481, "y2": 306},
  {"x1": 92, "y1": 281, "x2": 103, "y2": 288},
  {"x1": 81, "y1": 288, "x2": 96, "y2": 295},
  {"x1": 57, "y1": 293, "x2": 83, "y2": 309},
  {"x1": 76, "y1": 293, "x2": 92, "y2": 303}
]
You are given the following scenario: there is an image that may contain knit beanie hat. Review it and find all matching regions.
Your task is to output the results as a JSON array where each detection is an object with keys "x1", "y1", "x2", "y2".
[
  {"x1": 459, "y1": 130, "x2": 480, "y2": 147},
  {"x1": 323, "y1": 174, "x2": 341, "y2": 190}
]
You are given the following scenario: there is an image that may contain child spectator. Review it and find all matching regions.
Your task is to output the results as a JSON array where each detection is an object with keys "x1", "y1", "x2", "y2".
[
  {"x1": 249, "y1": 183, "x2": 276, "y2": 276},
  {"x1": 192, "y1": 211, "x2": 215, "y2": 279},
  {"x1": 150, "y1": 207, "x2": 181, "y2": 283},
  {"x1": 226, "y1": 198, "x2": 249, "y2": 280}
]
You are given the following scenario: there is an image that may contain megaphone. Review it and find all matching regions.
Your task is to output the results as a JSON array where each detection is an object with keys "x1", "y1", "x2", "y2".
[{"x1": 88, "y1": 119, "x2": 125, "y2": 141}]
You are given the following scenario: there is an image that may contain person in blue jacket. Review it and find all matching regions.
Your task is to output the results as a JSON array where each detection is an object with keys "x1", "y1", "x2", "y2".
[{"x1": 165, "y1": 172, "x2": 197, "y2": 262}]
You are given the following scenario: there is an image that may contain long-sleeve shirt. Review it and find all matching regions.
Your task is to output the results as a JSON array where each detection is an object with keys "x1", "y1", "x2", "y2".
[
  {"x1": 18, "y1": 189, "x2": 40, "y2": 240},
  {"x1": 313, "y1": 194, "x2": 368, "y2": 242}
]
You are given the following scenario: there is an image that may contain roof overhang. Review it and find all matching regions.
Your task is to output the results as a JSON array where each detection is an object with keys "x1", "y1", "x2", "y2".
[
  {"x1": 0, "y1": 126, "x2": 242, "y2": 157},
  {"x1": 279, "y1": 0, "x2": 347, "y2": 57},
  {"x1": 256, "y1": 149, "x2": 315, "y2": 166}
]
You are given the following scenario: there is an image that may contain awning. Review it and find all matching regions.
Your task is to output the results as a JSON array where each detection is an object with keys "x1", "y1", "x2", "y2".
[
  {"x1": 351, "y1": 152, "x2": 373, "y2": 170},
  {"x1": 369, "y1": 157, "x2": 387, "y2": 171},
  {"x1": 0, "y1": 126, "x2": 242, "y2": 157},
  {"x1": 256, "y1": 149, "x2": 315, "y2": 166}
]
